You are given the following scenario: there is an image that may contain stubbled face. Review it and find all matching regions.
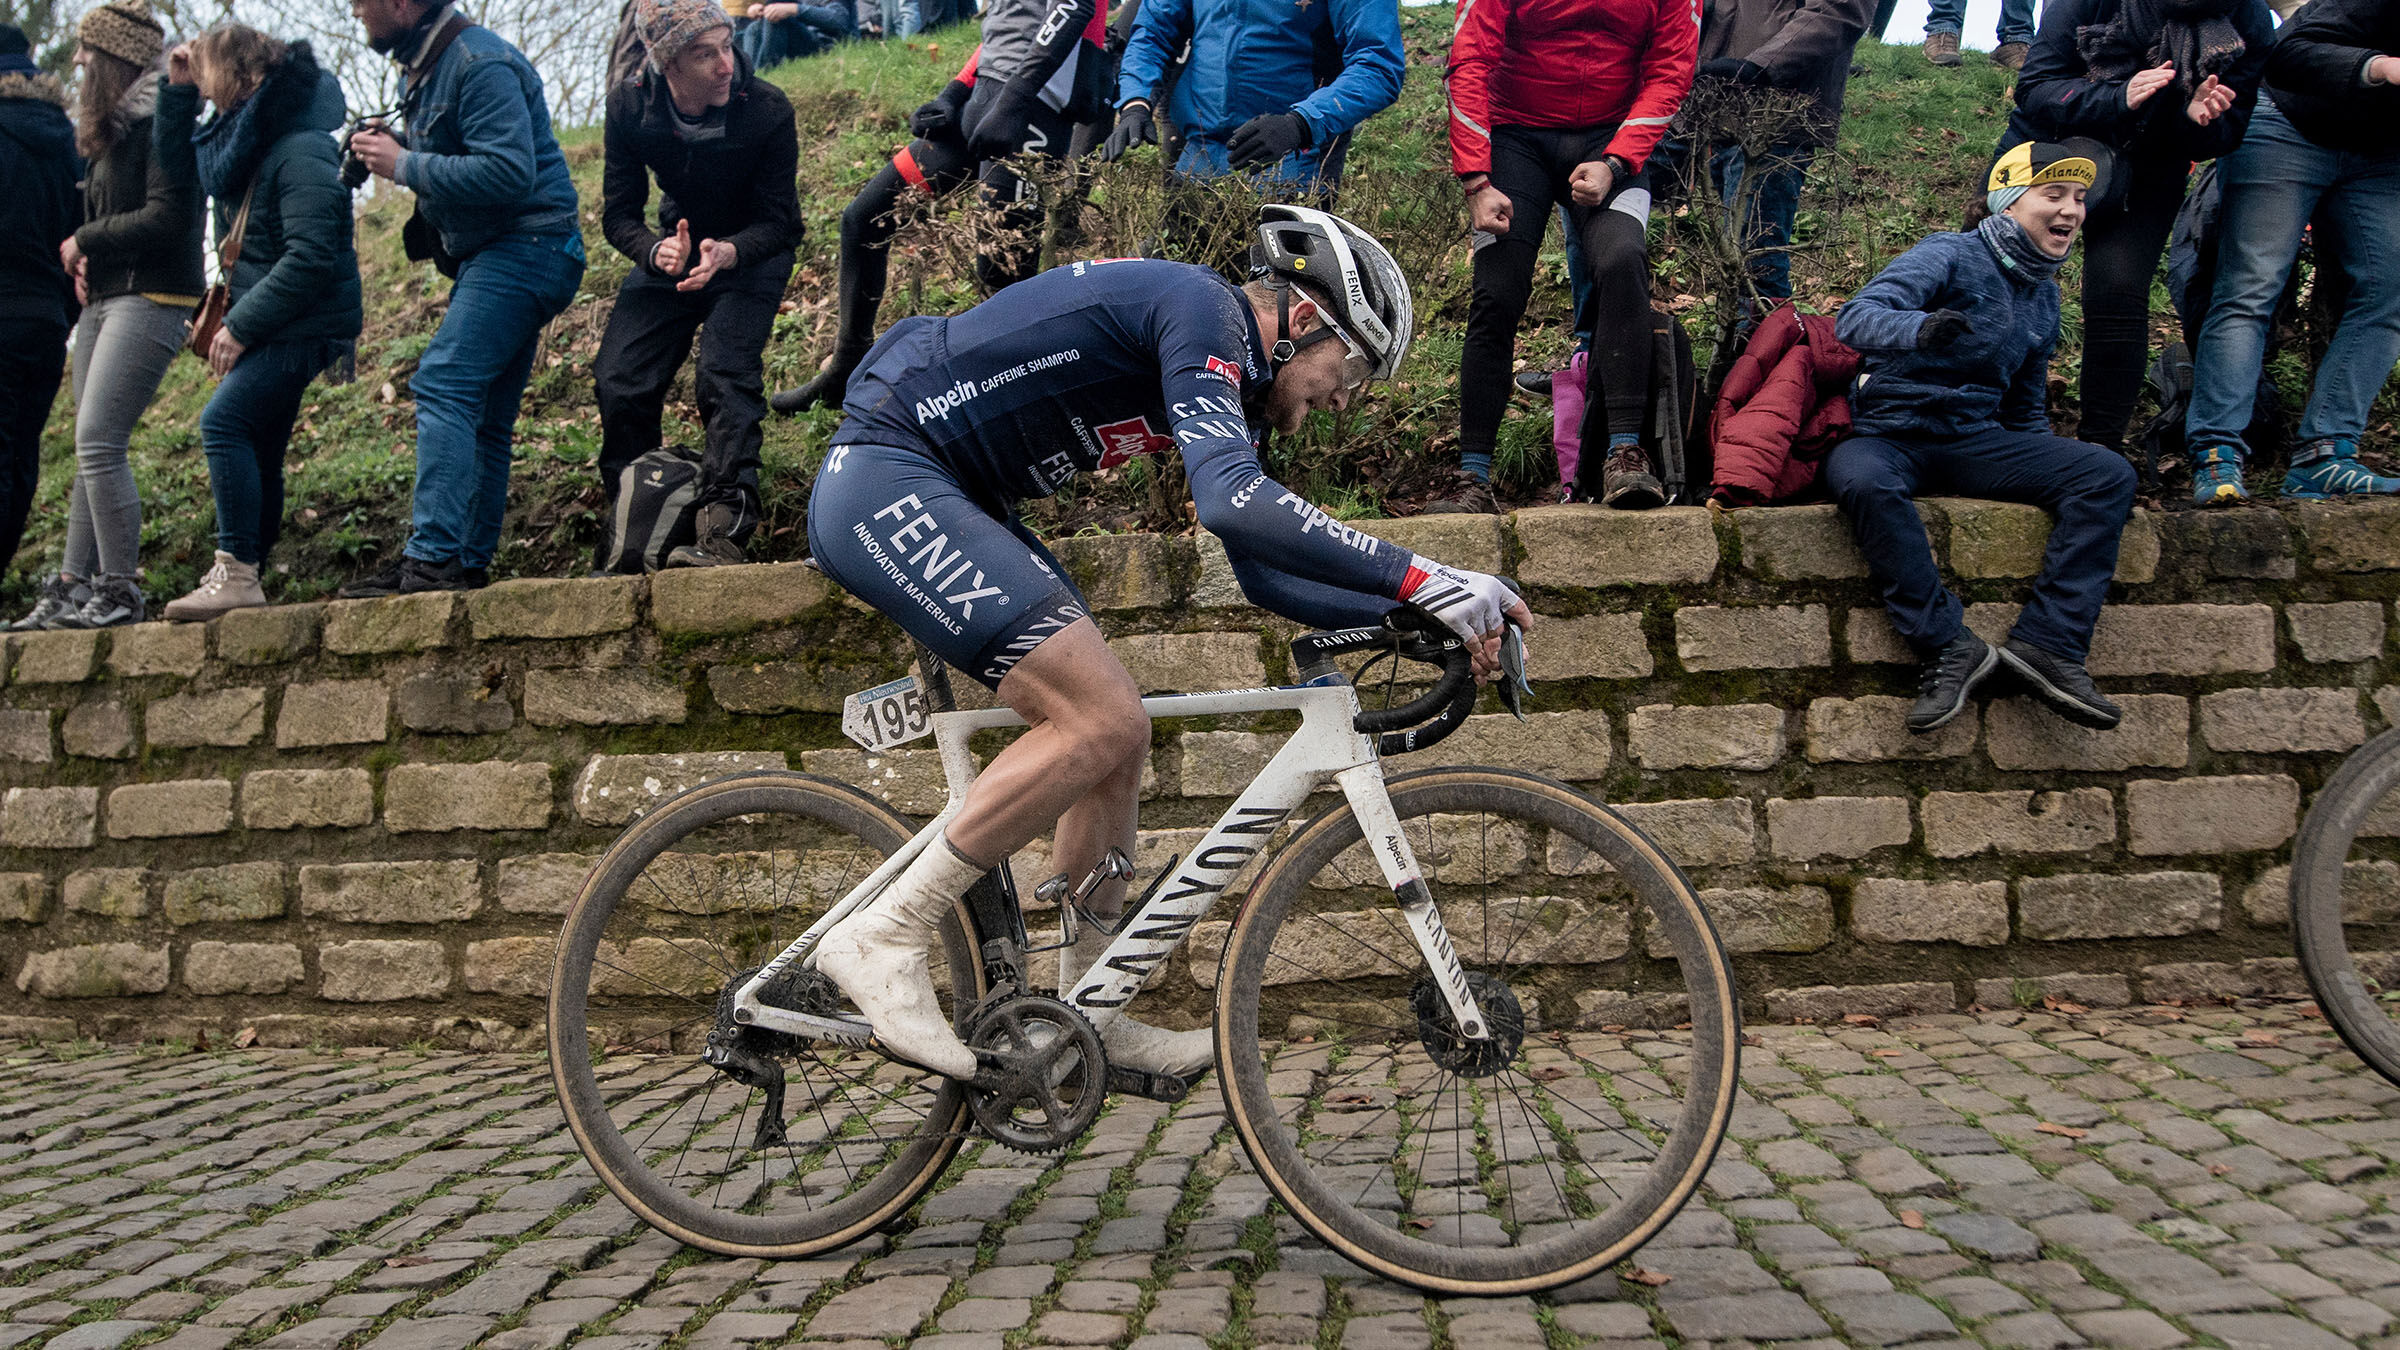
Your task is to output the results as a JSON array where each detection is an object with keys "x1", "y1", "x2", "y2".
[
  {"x1": 2006, "y1": 182, "x2": 2088, "y2": 258},
  {"x1": 1259, "y1": 297, "x2": 1373, "y2": 435},
  {"x1": 351, "y1": 0, "x2": 423, "y2": 52},
  {"x1": 666, "y1": 27, "x2": 736, "y2": 110}
]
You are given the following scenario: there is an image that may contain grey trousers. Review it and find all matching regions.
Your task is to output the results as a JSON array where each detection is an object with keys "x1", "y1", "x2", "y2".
[{"x1": 64, "y1": 293, "x2": 190, "y2": 580}]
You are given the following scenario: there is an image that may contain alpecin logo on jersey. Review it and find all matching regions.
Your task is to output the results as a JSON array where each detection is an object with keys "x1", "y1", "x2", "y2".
[
  {"x1": 1204, "y1": 355, "x2": 1243, "y2": 388},
  {"x1": 1094, "y1": 416, "x2": 1175, "y2": 469},
  {"x1": 914, "y1": 377, "x2": 977, "y2": 424}
]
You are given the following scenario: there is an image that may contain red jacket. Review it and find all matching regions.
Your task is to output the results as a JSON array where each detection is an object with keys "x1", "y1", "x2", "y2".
[
  {"x1": 1709, "y1": 303, "x2": 1859, "y2": 505},
  {"x1": 1445, "y1": 0, "x2": 1700, "y2": 177}
]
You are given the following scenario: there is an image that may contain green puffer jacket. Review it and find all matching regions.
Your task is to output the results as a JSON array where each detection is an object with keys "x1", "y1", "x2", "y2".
[{"x1": 160, "y1": 41, "x2": 362, "y2": 348}]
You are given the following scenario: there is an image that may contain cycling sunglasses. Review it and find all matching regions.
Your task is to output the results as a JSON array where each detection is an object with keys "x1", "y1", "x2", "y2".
[{"x1": 1287, "y1": 315, "x2": 1375, "y2": 392}]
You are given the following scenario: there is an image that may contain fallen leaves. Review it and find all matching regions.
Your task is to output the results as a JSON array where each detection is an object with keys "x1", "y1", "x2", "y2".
[
  {"x1": 2035, "y1": 1122, "x2": 2089, "y2": 1139},
  {"x1": 1898, "y1": 1209, "x2": 1926, "y2": 1229},
  {"x1": 1843, "y1": 1013, "x2": 1881, "y2": 1027},
  {"x1": 1626, "y1": 1267, "x2": 1672, "y2": 1287}
]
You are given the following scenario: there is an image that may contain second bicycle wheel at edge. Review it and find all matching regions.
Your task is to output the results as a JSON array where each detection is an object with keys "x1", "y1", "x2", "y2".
[
  {"x1": 548, "y1": 772, "x2": 985, "y2": 1257},
  {"x1": 1215, "y1": 767, "x2": 1739, "y2": 1295},
  {"x1": 2294, "y1": 725, "x2": 2400, "y2": 1086}
]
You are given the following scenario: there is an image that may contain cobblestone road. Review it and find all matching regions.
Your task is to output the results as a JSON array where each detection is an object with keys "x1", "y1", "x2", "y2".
[{"x1": 6, "y1": 1003, "x2": 2400, "y2": 1349}]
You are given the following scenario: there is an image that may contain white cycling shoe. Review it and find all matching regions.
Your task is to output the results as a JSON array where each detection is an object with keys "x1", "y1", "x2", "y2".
[
  {"x1": 813, "y1": 843, "x2": 982, "y2": 1080},
  {"x1": 1061, "y1": 926, "x2": 1215, "y2": 1080}
]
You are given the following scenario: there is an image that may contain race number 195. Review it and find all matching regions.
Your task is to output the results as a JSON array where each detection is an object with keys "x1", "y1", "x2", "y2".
[{"x1": 842, "y1": 676, "x2": 932, "y2": 751}]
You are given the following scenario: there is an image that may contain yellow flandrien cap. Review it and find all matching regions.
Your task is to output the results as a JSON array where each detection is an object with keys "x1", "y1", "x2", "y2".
[{"x1": 1988, "y1": 142, "x2": 2100, "y2": 193}]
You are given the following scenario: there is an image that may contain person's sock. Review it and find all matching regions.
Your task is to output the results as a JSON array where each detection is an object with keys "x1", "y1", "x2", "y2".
[
  {"x1": 1460, "y1": 452, "x2": 1494, "y2": 484},
  {"x1": 1608, "y1": 433, "x2": 1641, "y2": 453}
]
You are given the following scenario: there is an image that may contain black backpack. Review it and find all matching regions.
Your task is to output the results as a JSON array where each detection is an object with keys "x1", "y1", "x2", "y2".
[{"x1": 601, "y1": 445, "x2": 705, "y2": 573}]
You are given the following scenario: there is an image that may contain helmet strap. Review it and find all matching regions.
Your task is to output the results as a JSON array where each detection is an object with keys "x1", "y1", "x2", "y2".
[{"x1": 1269, "y1": 285, "x2": 1297, "y2": 368}]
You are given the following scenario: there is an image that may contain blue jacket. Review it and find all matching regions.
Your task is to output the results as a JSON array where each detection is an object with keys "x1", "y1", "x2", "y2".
[
  {"x1": 1836, "y1": 230, "x2": 2057, "y2": 439},
  {"x1": 396, "y1": 20, "x2": 579, "y2": 258},
  {"x1": 1115, "y1": 0, "x2": 1404, "y2": 146}
]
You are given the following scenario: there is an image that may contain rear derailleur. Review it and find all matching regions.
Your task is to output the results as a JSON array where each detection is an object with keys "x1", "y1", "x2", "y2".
[{"x1": 703, "y1": 964, "x2": 841, "y2": 1150}]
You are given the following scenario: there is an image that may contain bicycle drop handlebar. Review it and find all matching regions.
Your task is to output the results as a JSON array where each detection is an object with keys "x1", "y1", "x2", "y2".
[{"x1": 1290, "y1": 615, "x2": 1482, "y2": 756}]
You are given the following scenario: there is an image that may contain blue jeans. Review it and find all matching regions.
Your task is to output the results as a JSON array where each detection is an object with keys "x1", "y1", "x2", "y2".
[
  {"x1": 733, "y1": 5, "x2": 855, "y2": 69},
  {"x1": 2187, "y1": 101, "x2": 2400, "y2": 452},
  {"x1": 1826, "y1": 427, "x2": 2136, "y2": 662},
  {"x1": 1925, "y1": 0, "x2": 2036, "y2": 44},
  {"x1": 201, "y1": 337, "x2": 346, "y2": 565},
  {"x1": 406, "y1": 231, "x2": 584, "y2": 568},
  {"x1": 1173, "y1": 133, "x2": 1349, "y2": 198}
]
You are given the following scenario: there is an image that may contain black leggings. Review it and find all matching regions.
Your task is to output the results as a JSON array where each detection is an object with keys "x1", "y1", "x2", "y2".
[
  {"x1": 1461, "y1": 123, "x2": 1653, "y2": 464},
  {"x1": 2075, "y1": 157, "x2": 2187, "y2": 451},
  {"x1": 827, "y1": 81, "x2": 1075, "y2": 365}
]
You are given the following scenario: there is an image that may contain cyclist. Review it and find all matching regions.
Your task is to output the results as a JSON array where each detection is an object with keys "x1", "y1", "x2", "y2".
[{"x1": 806, "y1": 206, "x2": 1533, "y2": 1083}]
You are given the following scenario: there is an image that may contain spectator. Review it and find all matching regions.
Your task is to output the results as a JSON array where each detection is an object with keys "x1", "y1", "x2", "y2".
[
  {"x1": 1664, "y1": 0, "x2": 1877, "y2": 304},
  {"x1": 1428, "y1": 0, "x2": 1697, "y2": 515},
  {"x1": 596, "y1": 0, "x2": 800, "y2": 569},
  {"x1": 14, "y1": 0, "x2": 202, "y2": 631},
  {"x1": 732, "y1": 1, "x2": 855, "y2": 73},
  {"x1": 0, "y1": 23, "x2": 78, "y2": 579},
  {"x1": 152, "y1": 28, "x2": 361, "y2": 622},
  {"x1": 339, "y1": 0, "x2": 586, "y2": 597},
  {"x1": 1101, "y1": 0, "x2": 1403, "y2": 197},
  {"x1": 2002, "y1": 0, "x2": 2273, "y2": 456},
  {"x1": 2185, "y1": 0, "x2": 2400, "y2": 505},
  {"x1": 769, "y1": 0, "x2": 1105, "y2": 413},
  {"x1": 1923, "y1": 0, "x2": 2036, "y2": 70},
  {"x1": 1826, "y1": 142, "x2": 2134, "y2": 736}
]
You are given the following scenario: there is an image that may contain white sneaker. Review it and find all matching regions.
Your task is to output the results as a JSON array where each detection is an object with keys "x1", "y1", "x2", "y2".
[
  {"x1": 163, "y1": 552, "x2": 267, "y2": 622},
  {"x1": 811, "y1": 841, "x2": 983, "y2": 1079},
  {"x1": 1060, "y1": 924, "x2": 1214, "y2": 1079}
]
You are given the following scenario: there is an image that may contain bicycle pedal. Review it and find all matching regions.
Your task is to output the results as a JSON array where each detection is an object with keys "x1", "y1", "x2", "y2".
[{"x1": 1107, "y1": 1065, "x2": 1191, "y2": 1103}]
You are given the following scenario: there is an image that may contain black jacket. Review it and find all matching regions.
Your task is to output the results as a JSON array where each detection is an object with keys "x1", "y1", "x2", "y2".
[
  {"x1": 0, "y1": 62, "x2": 79, "y2": 327},
  {"x1": 601, "y1": 52, "x2": 801, "y2": 275},
  {"x1": 157, "y1": 44, "x2": 363, "y2": 347},
  {"x1": 75, "y1": 73, "x2": 207, "y2": 304},
  {"x1": 2006, "y1": 0, "x2": 2276, "y2": 166},
  {"x1": 2265, "y1": 0, "x2": 2400, "y2": 154}
]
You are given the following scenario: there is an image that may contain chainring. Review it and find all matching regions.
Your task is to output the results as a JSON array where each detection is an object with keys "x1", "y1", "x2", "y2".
[
  {"x1": 964, "y1": 994, "x2": 1108, "y2": 1153},
  {"x1": 1411, "y1": 971, "x2": 1527, "y2": 1078}
]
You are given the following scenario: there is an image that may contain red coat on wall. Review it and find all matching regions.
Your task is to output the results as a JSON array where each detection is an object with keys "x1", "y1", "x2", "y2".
[{"x1": 1709, "y1": 302, "x2": 1859, "y2": 505}]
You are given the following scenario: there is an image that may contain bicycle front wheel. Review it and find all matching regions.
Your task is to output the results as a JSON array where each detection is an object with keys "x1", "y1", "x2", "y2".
[
  {"x1": 1214, "y1": 767, "x2": 1739, "y2": 1295},
  {"x1": 2294, "y1": 726, "x2": 2400, "y2": 1086},
  {"x1": 548, "y1": 772, "x2": 984, "y2": 1257}
]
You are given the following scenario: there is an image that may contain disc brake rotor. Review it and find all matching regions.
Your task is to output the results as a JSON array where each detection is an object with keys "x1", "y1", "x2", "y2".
[{"x1": 1411, "y1": 971, "x2": 1527, "y2": 1078}]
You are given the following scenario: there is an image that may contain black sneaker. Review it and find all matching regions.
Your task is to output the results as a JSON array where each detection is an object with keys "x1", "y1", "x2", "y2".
[
  {"x1": 1419, "y1": 471, "x2": 1499, "y2": 515},
  {"x1": 667, "y1": 503, "x2": 746, "y2": 568},
  {"x1": 462, "y1": 565, "x2": 490, "y2": 589},
  {"x1": 338, "y1": 556, "x2": 469, "y2": 599},
  {"x1": 12, "y1": 574, "x2": 88, "y2": 631},
  {"x1": 1997, "y1": 637, "x2": 2122, "y2": 730},
  {"x1": 1513, "y1": 369, "x2": 1555, "y2": 399},
  {"x1": 55, "y1": 574, "x2": 146, "y2": 629},
  {"x1": 1908, "y1": 630, "x2": 1998, "y2": 733}
]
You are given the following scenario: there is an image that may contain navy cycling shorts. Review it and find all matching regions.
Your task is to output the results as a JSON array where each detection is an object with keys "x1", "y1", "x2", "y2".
[{"x1": 806, "y1": 441, "x2": 1091, "y2": 689}]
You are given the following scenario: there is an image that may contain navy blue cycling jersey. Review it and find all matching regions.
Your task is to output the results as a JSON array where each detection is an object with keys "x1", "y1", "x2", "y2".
[{"x1": 832, "y1": 258, "x2": 1414, "y2": 607}]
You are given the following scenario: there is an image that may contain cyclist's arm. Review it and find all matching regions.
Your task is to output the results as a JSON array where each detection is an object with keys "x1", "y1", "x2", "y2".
[{"x1": 1225, "y1": 551, "x2": 1398, "y2": 631}]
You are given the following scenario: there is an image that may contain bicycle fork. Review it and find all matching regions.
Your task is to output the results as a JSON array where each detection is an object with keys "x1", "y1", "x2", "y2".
[{"x1": 1332, "y1": 759, "x2": 1493, "y2": 1043}]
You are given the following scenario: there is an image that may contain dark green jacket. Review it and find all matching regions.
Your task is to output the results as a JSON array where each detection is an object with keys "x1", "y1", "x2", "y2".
[{"x1": 160, "y1": 43, "x2": 362, "y2": 348}]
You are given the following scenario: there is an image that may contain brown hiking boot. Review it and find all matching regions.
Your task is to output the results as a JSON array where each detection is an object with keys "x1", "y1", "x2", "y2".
[
  {"x1": 1601, "y1": 444, "x2": 1666, "y2": 510},
  {"x1": 1923, "y1": 31, "x2": 1962, "y2": 66},
  {"x1": 1991, "y1": 41, "x2": 2029, "y2": 71},
  {"x1": 1419, "y1": 471, "x2": 1499, "y2": 515},
  {"x1": 667, "y1": 503, "x2": 747, "y2": 568}
]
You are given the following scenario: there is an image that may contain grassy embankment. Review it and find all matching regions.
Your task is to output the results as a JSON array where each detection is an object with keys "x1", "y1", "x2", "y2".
[{"x1": 9, "y1": 19, "x2": 2145, "y2": 610}]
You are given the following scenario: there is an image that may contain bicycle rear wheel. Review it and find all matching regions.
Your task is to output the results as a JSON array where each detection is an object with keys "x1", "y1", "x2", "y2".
[
  {"x1": 1214, "y1": 767, "x2": 1739, "y2": 1295},
  {"x1": 548, "y1": 772, "x2": 984, "y2": 1257},
  {"x1": 2293, "y1": 726, "x2": 2400, "y2": 1086}
]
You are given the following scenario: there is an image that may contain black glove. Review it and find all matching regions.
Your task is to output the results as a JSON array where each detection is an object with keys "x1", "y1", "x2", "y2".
[
  {"x1": 1918, "y1": 309, "x2": 1975, "y2": 351},
  {"x1": 965, "y1": 83, "x2": 1043, "y2": 162},
  {"x1": 910, "y1": 80, "x2": 972, "y2": 140},
  {"x1": 1101, "y1": 100, "x2": 1157, "y2": 161},
  {"x1": 1226, "y1": 111, "x2": 1312, "y2": 170},
  {"x1": 1697, "y1": 57, "x2": 1770, "y2": 87}
]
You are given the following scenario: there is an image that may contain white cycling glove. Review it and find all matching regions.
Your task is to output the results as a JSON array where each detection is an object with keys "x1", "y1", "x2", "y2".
[{"x1": 1397, "y1": 557, "x2": 1518, "y2": 648}]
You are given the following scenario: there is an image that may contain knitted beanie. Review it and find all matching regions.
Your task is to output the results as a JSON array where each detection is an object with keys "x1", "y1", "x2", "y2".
[
  {"x1": 635, "y1": 0, "x2": 732, "y2": 70},
  {"x1": 78, "y1": 0, "x2": 164, "y2": 69}
]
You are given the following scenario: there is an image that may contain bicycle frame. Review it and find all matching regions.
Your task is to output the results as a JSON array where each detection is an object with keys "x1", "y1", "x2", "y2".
[{"x1": 729, "y1": 679, "x2": 1495, "y2": 1048}]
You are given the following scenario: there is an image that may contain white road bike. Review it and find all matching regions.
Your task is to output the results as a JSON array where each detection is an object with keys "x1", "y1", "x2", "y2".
[{"x1": 548, "y1": 618, "x2": 1739, "y2": 1294}]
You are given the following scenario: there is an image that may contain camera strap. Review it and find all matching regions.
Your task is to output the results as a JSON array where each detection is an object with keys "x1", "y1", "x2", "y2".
[{"x1": 398, "y1": 10, "x2": 472, "y2": 118}]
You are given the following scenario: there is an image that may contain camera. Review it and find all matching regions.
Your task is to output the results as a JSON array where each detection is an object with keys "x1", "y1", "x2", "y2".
[{"x1": 339, "y1": 112, "x2": 396, "y2": 191}]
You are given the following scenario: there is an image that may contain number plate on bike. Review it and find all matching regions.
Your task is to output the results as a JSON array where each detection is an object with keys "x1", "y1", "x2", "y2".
[{"x1": 842, "y1": 676, "x2": 932, "y2": 751}]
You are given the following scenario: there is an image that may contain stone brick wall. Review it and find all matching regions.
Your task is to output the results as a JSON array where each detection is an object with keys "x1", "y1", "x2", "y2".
[{"x1": 3, "y1": 499, "x2": 2398, "y2": 1047}]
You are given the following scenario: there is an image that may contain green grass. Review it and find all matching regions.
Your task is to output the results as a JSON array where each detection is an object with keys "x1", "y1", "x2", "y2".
[{"x1": 17, "y1": 19, "x2": 2392, "y2": 613}]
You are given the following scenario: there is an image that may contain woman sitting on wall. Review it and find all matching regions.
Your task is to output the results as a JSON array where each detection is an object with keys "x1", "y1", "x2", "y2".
[
  {"x1": 154, "y1": 24, "x2": 362, "y2": 621},
  {"x1": 1825, "y1": 142, "x2": 2136, "y2": 738}
]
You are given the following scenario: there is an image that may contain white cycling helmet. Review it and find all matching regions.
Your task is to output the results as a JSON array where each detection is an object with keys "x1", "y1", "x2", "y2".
[{"x1": 1250, "y1": 204, "x2": 1415, "y2": 381}]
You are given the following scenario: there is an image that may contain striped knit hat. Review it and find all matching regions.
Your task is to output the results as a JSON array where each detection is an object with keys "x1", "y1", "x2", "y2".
[
  {"x1": 78, "y1": 0, "x2": 163, "y2": 68},
  {"x1": 635, "y1": 0, "x2": 732, "y2": 70}
]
